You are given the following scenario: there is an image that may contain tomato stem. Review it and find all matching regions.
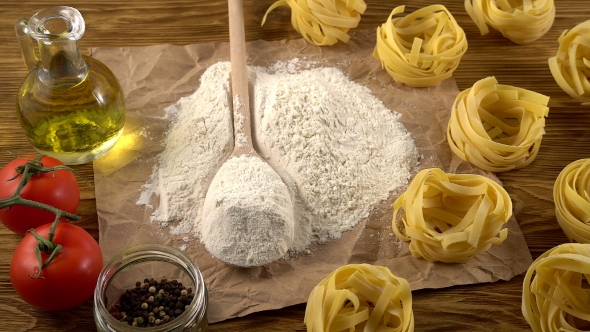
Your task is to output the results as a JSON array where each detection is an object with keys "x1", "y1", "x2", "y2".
[
  {"x1": 28, "y1": 214, "x2": 64, "y2": 279},
  {"x1": 0, "y1": 154, "x2": 81, "y2": 221}
]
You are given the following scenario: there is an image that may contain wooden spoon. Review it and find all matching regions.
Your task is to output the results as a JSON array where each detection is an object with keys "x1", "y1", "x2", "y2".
[{"x1": 200, "y1": 0, "x2": 295, "y2": 267}]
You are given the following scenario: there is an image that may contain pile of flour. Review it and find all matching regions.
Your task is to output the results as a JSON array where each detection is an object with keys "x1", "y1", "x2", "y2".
[
  {"x1": 137, "y1": 60, "x2": 420, "y2": 253},
  {"x1": 136, "y1": 63, "x2": 233, "y2": 234}
]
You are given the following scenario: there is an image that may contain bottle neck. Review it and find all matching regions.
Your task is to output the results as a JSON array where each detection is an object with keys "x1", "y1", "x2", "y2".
[{"x1": 37, "y1": 38, "x2": 88, "y2": 86}]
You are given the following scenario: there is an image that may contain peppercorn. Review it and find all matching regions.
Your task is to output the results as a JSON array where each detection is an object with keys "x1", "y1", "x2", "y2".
[{"x1": 108, "y1": 277, "x2": 193, "y2": 328}]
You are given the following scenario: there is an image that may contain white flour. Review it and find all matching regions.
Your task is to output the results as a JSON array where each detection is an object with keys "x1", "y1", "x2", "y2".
[
  {"x1": 137, "y1": 59, "x2": 420, "y2": 255},
  {"x1": 201, "y1": 155, "x2": 294, "y2": 266},
  {"x1": 136, "y1": 62, "x2": 233, "y2": 234}
]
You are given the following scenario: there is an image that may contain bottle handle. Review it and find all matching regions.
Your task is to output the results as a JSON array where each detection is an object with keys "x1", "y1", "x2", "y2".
[{"x1": 15, "y1": 18, "x2": 39, "y2": 71}]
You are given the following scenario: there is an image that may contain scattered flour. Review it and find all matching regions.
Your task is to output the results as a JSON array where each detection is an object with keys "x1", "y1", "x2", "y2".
[
  {"x1": 137, "y1": 59, "x2": 420, "y2": 255},
  {"x1": 233, "y1": 95, "x2": 249, "y2": 149}
]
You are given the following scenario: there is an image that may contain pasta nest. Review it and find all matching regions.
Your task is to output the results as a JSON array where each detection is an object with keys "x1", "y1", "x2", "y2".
[
  {"x1": 305, "y1": 264, "x2": 414, "y2": 332},
  {"x1": 261, "y1": 0, "x2": 367, "y2": 46},
  {"x1": 522, "y1": 243, "x2": 590, "y2": 332},
  {"x1": 373, "y1": 5, "x2": 468, "y2": 87},
  {"x1": 392, "y1": 168, "x2": 512, "y2": 263},
  {"x1": 548, "y1": 20, "x2": 590, "y2": 106},
  {"x1": 465, "y1": 0, "x2": 555, "y2": 44},
  {"x1": 447, "y1": 76, "x2": 550, "y2": 172},
  {"x1": 554, "y1": 159, "x2": 590, "y2": 243}
]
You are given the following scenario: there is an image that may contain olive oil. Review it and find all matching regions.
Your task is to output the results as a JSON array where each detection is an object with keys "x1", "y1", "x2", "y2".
[
  {"x1": 16, "y1": 55, "x2": 125, "y2": 165},
  {"x1": 15, "y1": 6, "x2": 126, "y2": 165}
]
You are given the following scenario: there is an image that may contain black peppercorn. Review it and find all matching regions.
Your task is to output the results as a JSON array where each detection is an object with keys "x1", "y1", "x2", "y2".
[{"x1": 108, "y1": 277, "x2": 192, "y2": 328}]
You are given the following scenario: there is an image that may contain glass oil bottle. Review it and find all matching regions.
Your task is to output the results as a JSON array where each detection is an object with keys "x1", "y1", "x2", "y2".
[{"x1": 15, "y1": 6, "x2": 125, "y2": 165}]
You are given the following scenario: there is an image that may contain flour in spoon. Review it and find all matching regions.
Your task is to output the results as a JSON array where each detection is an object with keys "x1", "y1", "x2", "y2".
[
  {"x1": 137, "y1": 60, "x2": 420, "y2": 253},
  {"x1": 201, "y1": 155, "x2": 295, "y2": 266}
]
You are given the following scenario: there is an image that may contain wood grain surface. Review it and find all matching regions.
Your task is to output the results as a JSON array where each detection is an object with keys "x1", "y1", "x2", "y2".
[{"x1": 0, "y1": 0, "x2": 588, "y2": 331}]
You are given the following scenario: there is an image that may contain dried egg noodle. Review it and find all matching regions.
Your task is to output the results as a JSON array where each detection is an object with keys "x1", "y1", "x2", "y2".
[
  {"x1": 447, "y1": 76, "x2": 550, "y2": 172},
  {"x1": 522, "y1": 243, "x2": 590, "y2": 332},
  {"x1": 304, "y1": 264, "x2": 414, "y2": 332},
  {"x1": 261, "y1": 0, "x2": 366, "y2": 46},
  {"x1": 554, "y1": 159, "x2": 590, "y2": 243},
  {"x1": 373, "y1": 5, "x2": 467, "y2": 87},
  {"x1": 549, "y1": 20, "x2": 590, "y2": 106},
  {"x1": 392, "y1": 168, "x2": 512, "y2": 263},
  {"x1": 465, "y1": 0, "x2": 555, "y2": 44}
]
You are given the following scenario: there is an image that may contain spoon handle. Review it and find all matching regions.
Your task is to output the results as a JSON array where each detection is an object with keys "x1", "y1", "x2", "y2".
[{"x1": 228, "y1": 0, "x2": 255, "y2": 157}]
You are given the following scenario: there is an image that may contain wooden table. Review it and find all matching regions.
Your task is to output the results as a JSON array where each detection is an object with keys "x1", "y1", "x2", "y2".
[{"x1": 0, "y1": 0, "x2": 588, "y2": 330}]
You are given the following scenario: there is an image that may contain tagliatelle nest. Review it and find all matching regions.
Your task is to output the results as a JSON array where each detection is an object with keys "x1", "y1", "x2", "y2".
[
  {"x1": 392, "y1": 168, "x2": 512, "y2": 263},
  {"x1": 447, "y1": 76, "x2": 550, "y2": 172},
  {"x1": 304, "y1": 264, "x2": 414, "y2": 332},
  {"x1": 554, "y1": 159, "x2": 590, "y2": 243},
  {"x1": 522, "y1": 243, "x2": 590, "y2": 332},
  {"x1": 465, "y1": 0, "x2": 555, "y2": 44},
  {"x1": 373, "y1": 5, "x2": 467, "y2": 87},
  {"x1": 549, "y1": 20, "x2": 590, "y2": 106},
  {"x1": 261, "y1": 0, "x2": 366, "y2": 46}
]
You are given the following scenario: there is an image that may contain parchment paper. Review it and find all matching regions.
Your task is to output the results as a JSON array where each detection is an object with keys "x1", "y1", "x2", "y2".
[{"x1": 91, "y1": 29, "x2": 533, "y2": 323}]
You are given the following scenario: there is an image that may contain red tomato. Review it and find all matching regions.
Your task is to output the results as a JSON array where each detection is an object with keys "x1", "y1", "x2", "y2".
[
  {"x1": 10, "y1": 222, "x2": 103, "y2": 311},
  {"x1": 0, "y1": 155, "x2": 80, "y2": 234}
]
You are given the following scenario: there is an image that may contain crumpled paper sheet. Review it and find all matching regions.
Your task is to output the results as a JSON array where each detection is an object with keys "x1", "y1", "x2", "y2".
[{"x1": 91, "y1": 29, "x2": 533, "y2": 323}]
